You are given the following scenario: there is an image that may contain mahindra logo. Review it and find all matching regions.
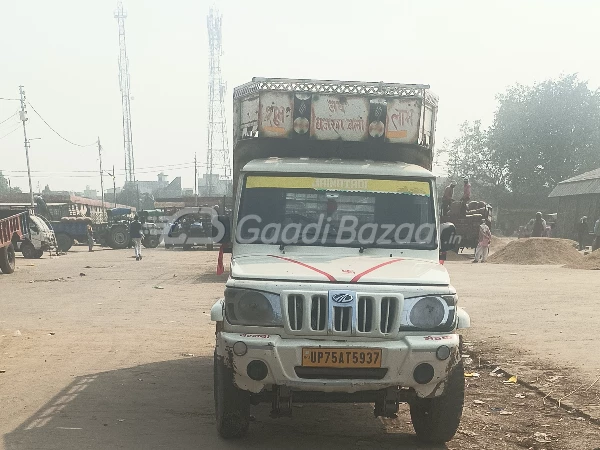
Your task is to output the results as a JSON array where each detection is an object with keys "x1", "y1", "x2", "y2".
[{"x1": 332, "y1": 293, "x2": 353, "y2": 304}]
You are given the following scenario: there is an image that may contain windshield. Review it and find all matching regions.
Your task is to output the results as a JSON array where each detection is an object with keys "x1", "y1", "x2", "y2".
[{"x1": 237, "y1": 174, "x2": 436, "y2": 249}]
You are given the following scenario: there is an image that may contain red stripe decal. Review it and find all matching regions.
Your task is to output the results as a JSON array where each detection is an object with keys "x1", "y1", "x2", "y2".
[
  {"x1": 350, "y1": 259, "x2": 403, "y2": 283},
  {"x1": 268, "y1": 255, "x2": 337, "y2": 282}
]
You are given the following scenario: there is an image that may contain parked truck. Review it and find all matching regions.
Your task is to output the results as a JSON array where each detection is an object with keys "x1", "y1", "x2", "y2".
[
  {"x1": 0, "y1": 211, "x2": 29, "y2": 273},
  {"x1": 16, "y1": 214, "x2": 56, "y2": 258},
  {"x1": 50, "y1": 209, "x2": 162, "y2": 252},
  {"x1": 441, "y1": 200, "x2": 492, "y2": 251},
  {"x1": 210, "y1": 78, "x2": 470, "y2": 443}
]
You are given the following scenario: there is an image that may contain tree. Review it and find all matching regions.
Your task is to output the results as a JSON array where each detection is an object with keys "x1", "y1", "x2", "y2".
[
  {"x1": 488, "y1": 74, "x2": 600, "y2": 205},
  {"x1": 441, "y1": 121, "x2": 509, "y2": 206},
  {"x1": 443, "y1": 74, "x2": 600, "y2": 210},
  {"x1": 0, "y1": 171, "x2": 21, "y2": 194},
  {"x1": 0, "y1": 171, "x2": 8, "y2": 194},
  {"x1": 116, "y1": 186, "x2": 139, "y2": 209}
]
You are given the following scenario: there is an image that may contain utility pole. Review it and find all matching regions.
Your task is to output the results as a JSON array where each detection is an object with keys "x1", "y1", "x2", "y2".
[
  {"x1": 98, "y1": 137, "x2": 106, "y2": 221},
  {"x1": 136, "y1": 181, "x2": 140, "y2": 212},
  {"x1": 112, "y1": 165, "x2": 117, "y2": 207},
  {"x1": 194, "y1": 152, "x2": 198, "y2": 207},
  {"x1": 19, "y1": 86, "x2": 34, "y2": 209}
]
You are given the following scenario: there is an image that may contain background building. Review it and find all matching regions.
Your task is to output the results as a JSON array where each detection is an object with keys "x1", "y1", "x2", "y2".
[
  {"x1": 548, "y1": 168, "x2": 600, "y2": 239},
  {"x1": 136, "y1": 173, "x2": 183, "y2": 197},
  {"x1": 197, "y1": 173, "x2": 232, "y2": 197}
]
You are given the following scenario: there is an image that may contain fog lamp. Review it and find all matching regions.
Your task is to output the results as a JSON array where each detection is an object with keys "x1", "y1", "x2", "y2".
[
  {"x1": 247, "y1": 360, "x2": 268, "y2": 381},
  {"x1": 233, "y1": 341, "x2": 248, "y2": 356},
  {"x1": 436, "y1": 345, "x2": 451, "y2": 361},
  {"x1": 413, "y1": 363, "x2": 435, "y2": 385}
]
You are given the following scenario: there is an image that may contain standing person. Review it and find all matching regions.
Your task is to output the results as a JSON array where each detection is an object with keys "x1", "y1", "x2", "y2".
[
  {"x1": 531, "y1": 212, "x2": 547, "y2": 237},
  {"x1": 576, "y1": 216, "x2": 588, "y2": 251},
  {"x1": 86, "y1": 223, "x2": 94, "y2": 252},
  {"x1": 473, "y1": 219, "x2": 492, "y2": 263},
  {"x1": 593, "y1": 217, "x2": 600, "y2": 251},
  {"x1": 460, "y1": 178, "x2": 471, "y2": 215},
  {"x1": 441, "y1": 181, "x2": 456, "y2": 216},
  {"x1": 130, "y1": 215, "x2": 144, "y2": 261}
]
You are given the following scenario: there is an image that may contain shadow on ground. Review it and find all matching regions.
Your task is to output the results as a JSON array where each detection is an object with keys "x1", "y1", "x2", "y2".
[
  {"x1": 195, "y1": 272, "x2": 229, "y2": 283},
  {"x1": 4, "y1": 357, "x2": 445, "y2": 450}
]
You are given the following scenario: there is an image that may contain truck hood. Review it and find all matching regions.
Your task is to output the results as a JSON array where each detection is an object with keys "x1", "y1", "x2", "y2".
[{"x1": 230, "y1": 254, "x2": 449, "y2": 286}]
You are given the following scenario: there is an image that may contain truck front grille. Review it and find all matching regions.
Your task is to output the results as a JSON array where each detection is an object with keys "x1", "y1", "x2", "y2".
[
  {"x1": 310, "y1": 295, "x2": 327, "y2": 331},
  {"x1": 380, "y1": 297, "x2": 398, "y2": 334},
  {"x1": 357, "y1": 296, "x2": 374, "y2": 332},
  {"x1": 287, "y1": 295, "x2": 304, "y2": 331},
  {"x1": 333, "y1": 306, "x2": 351, "y2": 332},
  {"x1": 283, "y1": 291, "x2": 402, "y2": 338}
]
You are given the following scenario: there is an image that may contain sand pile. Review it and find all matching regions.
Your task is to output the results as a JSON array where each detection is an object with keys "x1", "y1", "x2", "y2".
[
  {"x1": 490, "y1": 236, "x2": 515, "y2": 254},
  {"x1": 566, "y1": 250, "x2": 600, "y2": 270},
  {"x1": 487, "y1": 238, "x2": 582, "y2": 265}
]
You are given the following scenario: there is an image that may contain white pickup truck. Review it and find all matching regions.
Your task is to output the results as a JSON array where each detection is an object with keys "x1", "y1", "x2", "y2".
[
  {"x1": 211, "y1": 78, "x2": 469, "y2": 444},
  {"x1": 17, "y1": 214, "x2": 56, "y2": 258}
]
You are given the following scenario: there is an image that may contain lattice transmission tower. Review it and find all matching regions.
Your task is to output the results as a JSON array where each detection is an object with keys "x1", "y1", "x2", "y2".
[
  {"x1": 206, "y1": 6, "x2": 231, "y2": 195},
  {"x1": 114, "y1": 1, "x2": 136, "y2": 184}
]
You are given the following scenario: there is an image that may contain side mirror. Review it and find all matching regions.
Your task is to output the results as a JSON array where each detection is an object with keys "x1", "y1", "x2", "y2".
[
  {"x1": 212, "y1": 215, "x2": 231, "y2": 244},
  {"x1": 439, "y1": 222, "x2": 457, "y2": 253}
]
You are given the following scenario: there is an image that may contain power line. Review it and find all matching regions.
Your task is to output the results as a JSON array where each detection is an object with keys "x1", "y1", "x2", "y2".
[
  {"x1": 2, "y1": 162, "x2": 230, "y2": 175},
  {"x1": 123, "y1": 164, "x2": 196, "y2": 173},
  {"x1": 0, "y1": 97, "x2": 20, "y2": 101},
  {"x1": 0, "y1": 124, "x2": 22, "y2": 140},
  {"x1": 5, "y1": 174, "x2": 100, "y2": 179},
  {"x1": 120, "y1": 161, "x2": 195, "y2": 171},
  {"x1": 2, "y1": 169, "x2": 98, "y2": 174},
  {"x1": 114, "y1": 161, "x2": 230, "y2": 173},
  {"x1": 27, "y1": 101, "x2": 97, "y2": 148},
  {"x1": 0, "y1": 111, "x2": 17, "y2": 126}
]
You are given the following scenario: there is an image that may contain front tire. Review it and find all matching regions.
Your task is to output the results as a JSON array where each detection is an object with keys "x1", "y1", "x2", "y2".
[
  {"x1": 21, "y1": 241, "x2": 37, "y2": 259},
  {"x1": 56, "y1": 233, "x2": 73, "y2": 252},
  {"x1": 108, "y1": 225, "x2": 129, "y2": 249},
  {"x1": 410, "y1": 360, "x2": 465, "y2": 444},
  {"x1": 214, "y1": 352, "x2": 250, "y2": 439},
  {"x1": 0, "y1": 243, "x2": 16, "y2": 274},
  {"x1": 142, "y1": 236, "x2": 160, "y2": 248}
]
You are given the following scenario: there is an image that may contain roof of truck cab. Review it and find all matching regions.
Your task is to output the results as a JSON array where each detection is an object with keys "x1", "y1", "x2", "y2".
[{"x1": 242, "y1": 158, "x2": 433, "y2": 178}]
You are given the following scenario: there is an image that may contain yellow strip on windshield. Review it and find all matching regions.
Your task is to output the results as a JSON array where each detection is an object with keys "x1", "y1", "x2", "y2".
[{"x1": 245, "y1": 176, "x2": 430, "y2": 196}]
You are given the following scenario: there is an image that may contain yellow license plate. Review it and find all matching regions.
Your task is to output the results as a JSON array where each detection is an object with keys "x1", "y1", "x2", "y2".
[{"x1": 302, "y1": 348, "x2": 382, "y2": 368}]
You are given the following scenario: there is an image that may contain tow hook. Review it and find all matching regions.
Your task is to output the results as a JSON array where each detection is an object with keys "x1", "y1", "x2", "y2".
[
  {"x1": 374, "y1": 386, "x2": 400, "y2": 418},
  {"x1": 270, "y1": 386, "x2": 293, "y2": 418}
]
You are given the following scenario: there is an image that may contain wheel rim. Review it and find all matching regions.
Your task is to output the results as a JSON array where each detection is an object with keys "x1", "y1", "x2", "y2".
[{"x1": 113, "y1": 232, "x2": 127, "y2": 245}]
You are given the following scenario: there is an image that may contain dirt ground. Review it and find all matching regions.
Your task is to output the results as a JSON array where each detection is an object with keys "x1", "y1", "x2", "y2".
[{"x1": 1, "y1": 246, "x2": 599, "y2": 449}]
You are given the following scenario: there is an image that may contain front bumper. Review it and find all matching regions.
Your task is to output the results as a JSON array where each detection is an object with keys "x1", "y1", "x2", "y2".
[{"x1": 215, "y1": 332, "x2": 460, "y2": 398}]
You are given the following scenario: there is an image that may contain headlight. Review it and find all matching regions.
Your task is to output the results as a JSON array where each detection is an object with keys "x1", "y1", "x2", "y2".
[
  {"x1": 224, "y1": 288, "x2": 282, "y2": 326},
  {"x1": 401, "y1": 295, "x2": 456, "y2": 331}
]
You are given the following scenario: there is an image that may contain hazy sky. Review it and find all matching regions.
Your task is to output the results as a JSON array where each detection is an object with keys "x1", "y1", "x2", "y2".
[{"x1": 1, "y1": 0, "x2": 599, "y2": 194}]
